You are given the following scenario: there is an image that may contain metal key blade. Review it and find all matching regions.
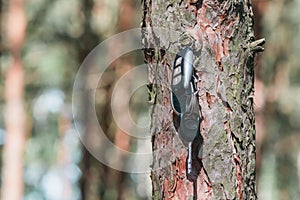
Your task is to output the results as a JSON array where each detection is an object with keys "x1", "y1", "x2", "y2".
[{"x1": 187, "y1": 142, "x2": 193, "y2": 177}]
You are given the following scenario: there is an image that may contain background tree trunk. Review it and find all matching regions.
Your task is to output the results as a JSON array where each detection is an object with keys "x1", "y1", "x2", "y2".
[
  {"x1": 1, "y1": 0, "x2": 27, "y2": 199},
  {"x1": 142, "y1": 0, "x2": 260, "y2": 199},
  {"x1": 78, "y1": 1, "x2": 141, "y2": 199}
]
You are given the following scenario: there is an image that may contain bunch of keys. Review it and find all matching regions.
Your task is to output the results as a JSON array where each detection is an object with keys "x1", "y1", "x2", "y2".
[{"x1": 170, "y1": 47, "x2": 202, "y2": 181}]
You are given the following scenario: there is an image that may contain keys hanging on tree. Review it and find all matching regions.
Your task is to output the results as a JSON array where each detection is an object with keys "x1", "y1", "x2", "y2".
[{"x1": 170, "y1": 47, "x2": 203, "y2": 181}]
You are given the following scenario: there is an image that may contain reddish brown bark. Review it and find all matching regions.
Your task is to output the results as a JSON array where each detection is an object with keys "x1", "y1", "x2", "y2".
[{"x1": 143, "y1": 0, "x2": 258, "y2": 199}]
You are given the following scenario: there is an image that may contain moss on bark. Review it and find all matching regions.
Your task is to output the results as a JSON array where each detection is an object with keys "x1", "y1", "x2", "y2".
[{"x1": 142, "y1": 0, "x2": 258, "y2": 199}]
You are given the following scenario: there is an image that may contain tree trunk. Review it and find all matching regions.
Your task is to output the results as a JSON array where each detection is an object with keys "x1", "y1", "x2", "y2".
[
  {"x1": 142, "y1": 0, "x2": 261, "y2": 199},
  {"x1": 1, "y1": 0, "x2": 27, "y2": 199}
]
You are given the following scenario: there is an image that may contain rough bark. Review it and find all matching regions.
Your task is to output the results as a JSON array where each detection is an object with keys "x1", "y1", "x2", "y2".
[{"x1": 142, "y1": 0, "x2": 260, "y2": 199}]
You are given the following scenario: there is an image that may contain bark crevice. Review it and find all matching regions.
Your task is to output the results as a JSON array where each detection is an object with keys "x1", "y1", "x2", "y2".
[{"x1": 142, "y1": 0, "x2": 257, "y2": 199}]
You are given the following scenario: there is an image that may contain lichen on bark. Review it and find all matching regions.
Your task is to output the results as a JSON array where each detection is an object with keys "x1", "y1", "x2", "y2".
[{"x1": 142, "y1": 0, "x2": 258, "y2": 199}]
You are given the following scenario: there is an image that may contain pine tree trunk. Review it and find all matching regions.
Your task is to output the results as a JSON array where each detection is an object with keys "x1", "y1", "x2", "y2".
[
  {"x1": 1, "y1": 0, "x2": 27, "y2": 199},
  {"x1": 142, "y1": 0, "x2": 261, "y2": 199}
]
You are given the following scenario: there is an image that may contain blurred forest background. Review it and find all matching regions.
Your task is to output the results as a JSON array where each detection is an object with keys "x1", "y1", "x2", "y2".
[{"x1": 0, "y1": 0, "x2": 300, "y2": 199}]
